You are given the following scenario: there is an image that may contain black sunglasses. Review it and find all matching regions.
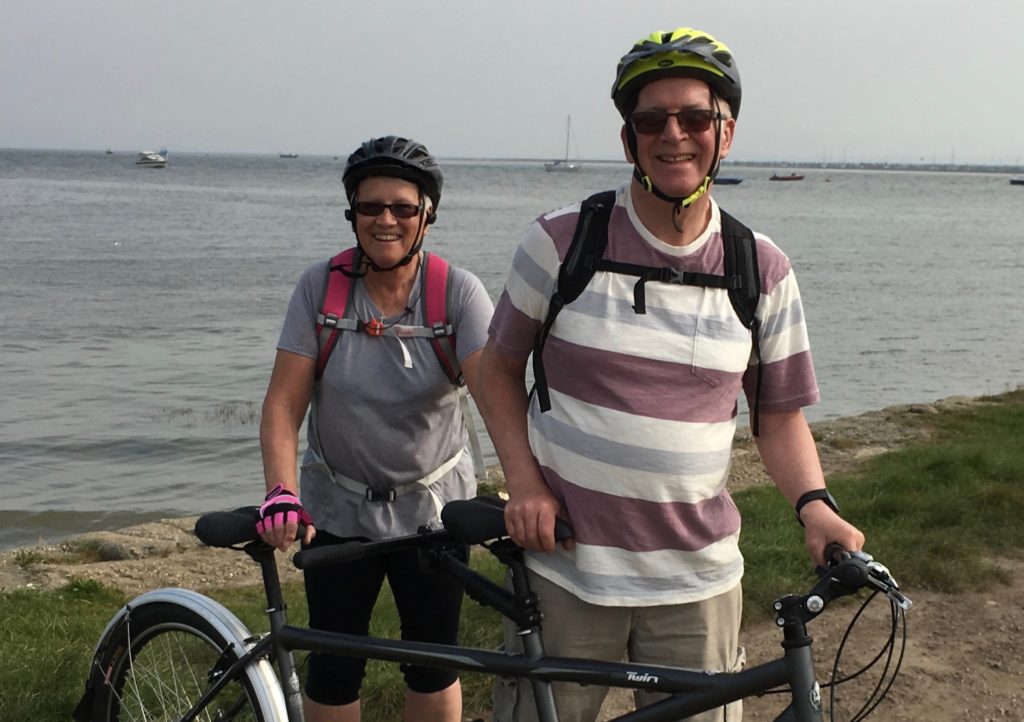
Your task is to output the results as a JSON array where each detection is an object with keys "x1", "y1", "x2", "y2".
[
  {"x1": 352, "y1": 201, "x2": 422, "y2": 219},
  {"x1": 631, "y1": 108, "x2": 723, "y2": 136}
]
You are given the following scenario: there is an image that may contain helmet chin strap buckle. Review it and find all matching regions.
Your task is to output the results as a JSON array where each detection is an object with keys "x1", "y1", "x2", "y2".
[{"x1": 680, "y1": 175, "x2": 713, "y2": 208}]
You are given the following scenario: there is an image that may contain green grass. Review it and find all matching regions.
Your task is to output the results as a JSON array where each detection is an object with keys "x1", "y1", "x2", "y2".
[
  {"x1": 739, "y1": 388, "x2": 1024, "y2": 614},
  {"x1": 0, "y1": 579, "x2": 126, "y2": 721},
  {"x1": 3, "y1": 389, "x2": 1022, "y2": 720}
]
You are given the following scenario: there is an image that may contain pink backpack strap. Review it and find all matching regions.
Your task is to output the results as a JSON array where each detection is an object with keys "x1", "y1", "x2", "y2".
[
  {"x1": 315, "y1": 248, "x2": 358, "y2": 380},
  {"x1": 421, "y1": 252, "x2": 463, "y2": 386}
]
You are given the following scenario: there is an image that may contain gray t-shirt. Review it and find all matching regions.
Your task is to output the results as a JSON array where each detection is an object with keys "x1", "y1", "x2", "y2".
[{"x1": 277, "y1": 253, "x2": 494, "y2": 539}]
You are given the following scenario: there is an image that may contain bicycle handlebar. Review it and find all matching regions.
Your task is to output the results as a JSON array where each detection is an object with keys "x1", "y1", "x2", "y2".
[
  {"x1": 194, "y1": 504, "x2": 909, "y2": 614},
  {"x1": 292, "y1": 496, "x2": 574, "y2": 571},
  {"x1": 817, "y1": 544, "x2": 912, "y2": 611}
]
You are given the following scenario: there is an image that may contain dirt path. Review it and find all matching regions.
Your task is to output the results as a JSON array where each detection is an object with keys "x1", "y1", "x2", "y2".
[{"x1": 2, "y1": 395, "x2": 1021, "y2": 720}]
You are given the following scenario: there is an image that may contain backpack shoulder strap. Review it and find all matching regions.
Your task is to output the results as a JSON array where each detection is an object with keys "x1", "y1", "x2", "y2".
[
  {"x1": 555, "y1": 189, "x2": 618, "y2": 304},
  {"x1": 719, "y1": 208, "x2": 764, "y2": 435},
  {"x1": 719, "y1": 209, "x2": 760, "y2": 328},
  {"x1": 420, "y1": 252, "x2": 463, "y2": 386},
  {"x1": 533, "y1": 190, "x2": 617, "y2": 412},
  {"x1": 314, "y1": 247, "x2": 358, "y2": 380},
  {"x1": 421, "y1": 252, "x2": 488, "y2": 479}
]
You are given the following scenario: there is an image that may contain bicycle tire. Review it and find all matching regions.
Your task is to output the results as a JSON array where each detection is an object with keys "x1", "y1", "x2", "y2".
[{"x1": 84, "y1": 589, "x2": 285, "y2": 722}]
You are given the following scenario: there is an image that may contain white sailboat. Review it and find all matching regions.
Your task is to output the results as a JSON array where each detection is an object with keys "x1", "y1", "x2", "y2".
[{"x1": 544, "y1": 116, "x2": 581, "y2": 173}]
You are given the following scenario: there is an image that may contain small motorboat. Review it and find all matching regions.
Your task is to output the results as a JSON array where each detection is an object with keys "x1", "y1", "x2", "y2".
[
  {"x1": 1010, "y1": 178, "x2": 1024, "y2": 186},
  {"x1": 715, "y1": 177, "x2": 743, "y2": 185},
  {"x1": 770, "y1": 172, "x2": 804, "y2": 181},
  {"x1": 279, "y1": 153, "x2": 299, "y2": 159},
  {"x1": 136, "y1": 151, "x2": 167, "y2": 168}
]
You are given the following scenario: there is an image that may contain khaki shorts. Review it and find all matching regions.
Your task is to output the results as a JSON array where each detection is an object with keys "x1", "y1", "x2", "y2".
[{"x1": 494, "y1": 570, "x2": 745, "y2": 722}]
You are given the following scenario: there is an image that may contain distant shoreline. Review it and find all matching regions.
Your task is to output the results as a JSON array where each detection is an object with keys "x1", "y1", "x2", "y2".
[{"x1": 3, "y1": 147, "x2": 1022, "y2": 175}]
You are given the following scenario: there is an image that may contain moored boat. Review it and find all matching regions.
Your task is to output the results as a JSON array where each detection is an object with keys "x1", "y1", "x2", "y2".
[
  {"x1": 544, "y1": 116, "x2": 582, "y2": 173},
  {"x1": 770, "y1": 172, "x2": 804, "y2": 181},
  {"x1": 135, "y1": 151, "x2": 167, "y2": 168},
  {"x1": 715, "y1": 177, "x2": 743, "y2": 185},
  {"x1": 1010, "y1": 178, "x2": 1024, "y2": 186}
]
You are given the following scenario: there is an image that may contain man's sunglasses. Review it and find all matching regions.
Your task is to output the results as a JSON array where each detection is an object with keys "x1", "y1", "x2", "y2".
[
  {"x1": 631, "y1": 108, "x2": 723, "y2": 136},
  {"x1": 352, "y1": 201, "x2": 422, "y2": 219}
]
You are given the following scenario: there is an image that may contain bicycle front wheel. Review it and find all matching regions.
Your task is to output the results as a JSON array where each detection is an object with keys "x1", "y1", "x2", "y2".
[{"x1": 85, "y1": 591, "x2": 284, "y2": 722}]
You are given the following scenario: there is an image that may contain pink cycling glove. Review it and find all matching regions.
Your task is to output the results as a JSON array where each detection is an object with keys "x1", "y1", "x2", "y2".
[{"x1": 256, "y1": 484, "x2": 313, "y2": 536}]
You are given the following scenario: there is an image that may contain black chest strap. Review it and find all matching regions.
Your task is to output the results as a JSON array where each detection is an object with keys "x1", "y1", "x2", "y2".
[{"x1": 531, "y1": 193, "x2": 764, "y2": 435}]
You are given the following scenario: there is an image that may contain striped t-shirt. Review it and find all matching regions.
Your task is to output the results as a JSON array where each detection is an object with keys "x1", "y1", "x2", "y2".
[{"x1": 488, "y1": 184, "x2": 820, "y2": 606}]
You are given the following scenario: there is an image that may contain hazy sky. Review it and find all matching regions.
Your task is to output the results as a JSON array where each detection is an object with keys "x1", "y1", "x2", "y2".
[{"x1": 4, "y1": 1, "x2": 1022, "y2": 165}]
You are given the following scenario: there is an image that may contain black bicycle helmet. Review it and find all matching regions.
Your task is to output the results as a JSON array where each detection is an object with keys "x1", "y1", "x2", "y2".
[
  {"x1": 342, "y1": 136, "x2": 443, "y2": 211},
  {"x1": 612, "y1": 27, "x2": 742, "y2": 120}
]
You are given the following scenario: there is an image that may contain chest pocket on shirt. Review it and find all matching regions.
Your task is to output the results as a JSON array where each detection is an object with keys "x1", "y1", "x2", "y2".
[{"x1": 690, "y1": 288, "x2": 753, "y2": 388}]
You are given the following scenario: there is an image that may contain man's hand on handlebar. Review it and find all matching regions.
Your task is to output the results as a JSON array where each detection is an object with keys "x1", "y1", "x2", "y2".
[
  {"x1": 503, "y1": 487, "x2": 574, "y2": 553},
  {"x1": 800, "y1": 502, "x2": 864, "y2": 568}
]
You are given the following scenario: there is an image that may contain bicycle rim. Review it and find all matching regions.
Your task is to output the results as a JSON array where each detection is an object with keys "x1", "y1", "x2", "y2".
[{"x1": 93, "y1": 602, "x2": 273, "y2": 722}]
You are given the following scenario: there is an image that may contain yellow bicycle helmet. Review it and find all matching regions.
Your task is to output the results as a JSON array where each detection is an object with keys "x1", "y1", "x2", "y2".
[
  {"x1": 612, "y1": 27, "x2": 741, "y2": 119},
  {"x1": 611, "y1": 27, "x2": 741, "y2": 219}
]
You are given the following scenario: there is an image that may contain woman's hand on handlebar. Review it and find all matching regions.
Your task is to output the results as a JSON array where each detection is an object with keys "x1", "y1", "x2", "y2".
[{"x1": 256, "y1": 484, "x2": 316, "y2": 552}]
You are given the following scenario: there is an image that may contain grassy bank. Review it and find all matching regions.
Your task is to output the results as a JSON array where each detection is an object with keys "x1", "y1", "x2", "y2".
[{"x1": 2, "y1": 390, "x2": 1021, "y2": 720}]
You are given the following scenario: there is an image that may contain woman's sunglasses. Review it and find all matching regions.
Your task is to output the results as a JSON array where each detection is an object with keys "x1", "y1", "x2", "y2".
[
  {"x1": 352, "y1": 201, "x2": 422, "y2": 219},
  {"x1": 631, "y1": 108, "x2": 723, "y2": 136}
]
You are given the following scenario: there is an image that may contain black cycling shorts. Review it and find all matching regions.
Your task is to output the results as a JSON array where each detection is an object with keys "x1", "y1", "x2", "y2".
[{"x1": 302, "y1": 529, "x2": 465, "y2": 706}]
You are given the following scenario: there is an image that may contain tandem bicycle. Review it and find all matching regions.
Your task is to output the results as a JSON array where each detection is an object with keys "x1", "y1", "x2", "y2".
[{"x1": 75, "y1": 496, "x2": 911, "y2": 722}]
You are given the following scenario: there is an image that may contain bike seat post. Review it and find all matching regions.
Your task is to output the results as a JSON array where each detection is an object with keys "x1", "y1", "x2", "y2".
[
  {"x1": 247, "y1": 542, "x2": 304, "y2": 719},
  {"x1": 506, "y1": 555, "x2": 559, "y2": 722}
]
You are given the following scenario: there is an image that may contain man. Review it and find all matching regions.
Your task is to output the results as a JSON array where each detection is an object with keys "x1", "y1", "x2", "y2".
[{"x1": 475, "y1": 27, "x2": 864, "y2": 722}]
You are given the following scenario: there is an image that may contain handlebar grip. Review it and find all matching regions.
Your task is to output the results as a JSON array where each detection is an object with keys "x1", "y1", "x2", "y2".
[
  {"x1": 292, "y1": 541, "x2": 367, "y2": 570},
  {"x1": 823, "y1": 543, "x2": 871, "y2": 588},
  {"x1": 554, "y1": 517, "x2": 574, "y2": 542},
  {"x1": 823, "y1": 542, "x2": 848, "y2": 567}
]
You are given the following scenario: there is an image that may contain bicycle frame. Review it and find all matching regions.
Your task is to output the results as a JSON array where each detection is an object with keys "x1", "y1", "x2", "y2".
[
  {"x1": 84, "y1": 502, "x2": 908, "y2": 722},
  {"x1": 273, "y1": 625, "x2": 817, "y2": 722},
  {"x1": 262, "y1": 531, "x2": 829, "y2": 722}
]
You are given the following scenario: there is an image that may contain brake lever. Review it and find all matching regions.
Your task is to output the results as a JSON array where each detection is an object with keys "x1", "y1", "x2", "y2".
[
  {"x1": 865, "y1": 559, "x2": 913, "y2": 610},
  {"x1": 820, "y1": 547, "x2": 913, "y2": 610}
]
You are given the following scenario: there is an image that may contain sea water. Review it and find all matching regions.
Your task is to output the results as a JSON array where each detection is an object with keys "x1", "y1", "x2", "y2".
[{"x1": 1, "y1": 149, "x2": 1022, "y2": 548}]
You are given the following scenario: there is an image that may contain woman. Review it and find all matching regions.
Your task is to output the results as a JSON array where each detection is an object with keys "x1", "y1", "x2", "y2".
[{"x1": 257, "y1": 136, "x2": 493, "y2": 722}]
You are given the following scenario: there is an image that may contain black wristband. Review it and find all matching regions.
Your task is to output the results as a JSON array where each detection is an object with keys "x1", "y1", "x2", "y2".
[{"x1": 795, "y1": 489, "x2": 839, "y2": 527}]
